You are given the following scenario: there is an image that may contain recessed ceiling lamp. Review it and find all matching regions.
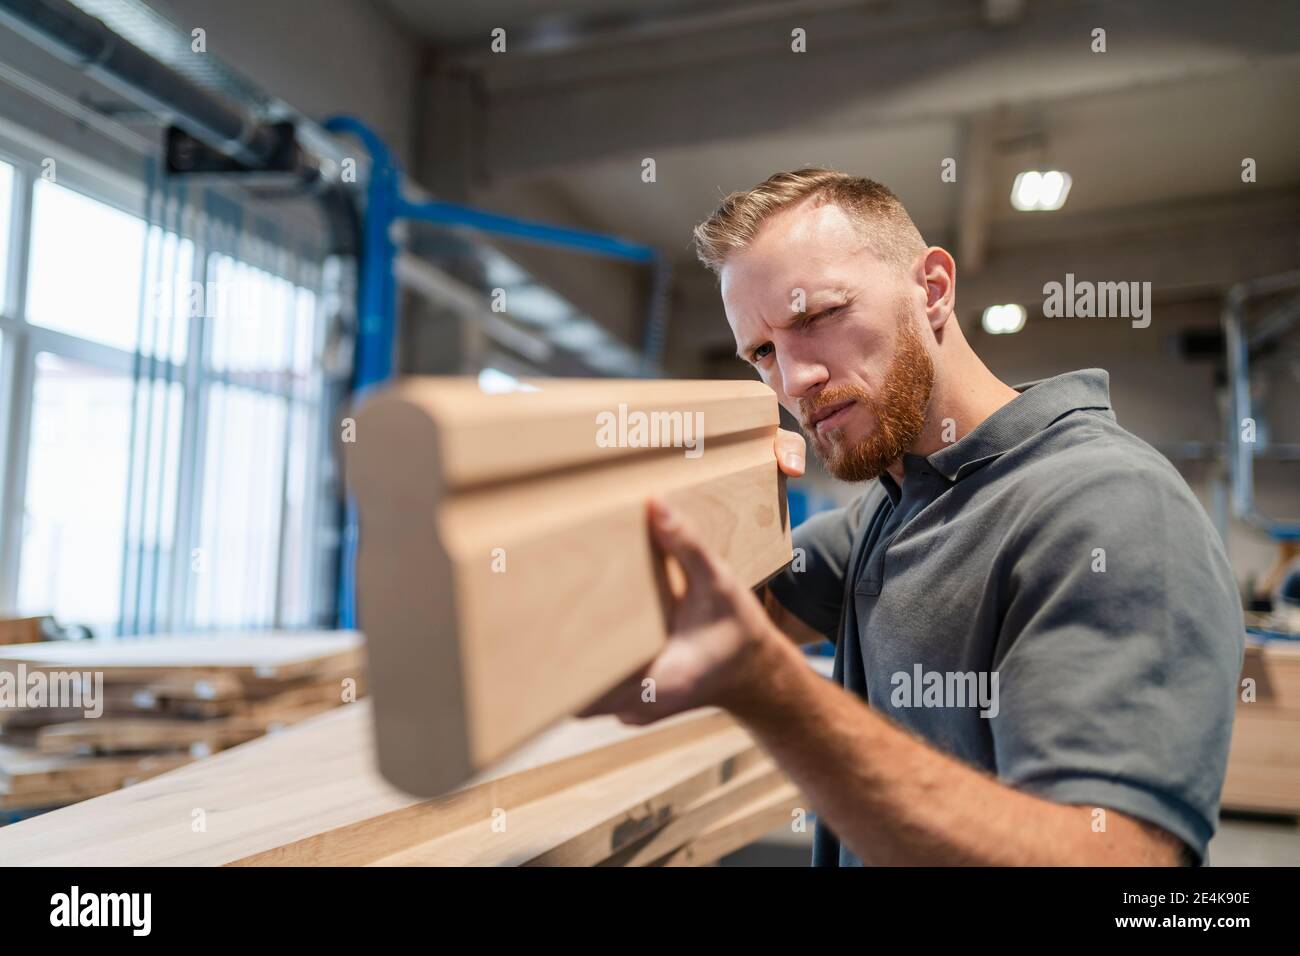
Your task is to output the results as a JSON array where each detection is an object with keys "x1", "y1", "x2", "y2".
[
  {"x1": 1010, "y1": 170, "x2": 1072, "y2": 211},
  {"x1": 982, "y1": 303, "x2": 1027, "y2": 335}
]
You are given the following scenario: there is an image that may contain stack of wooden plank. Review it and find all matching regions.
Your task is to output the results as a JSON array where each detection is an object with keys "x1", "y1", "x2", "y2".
[
  {"x1": 0, "y1": 698, "x2": 802, "y2": 866},
  {"x1": 0, "y1": 631, "x2": 364, "y2": 813},
  {"x1": 1222, "y1": 637, "x2": 1300, "y2": 815},
  {"x1": 0, "y1": 616, "x2": 46, "y2": 646}
]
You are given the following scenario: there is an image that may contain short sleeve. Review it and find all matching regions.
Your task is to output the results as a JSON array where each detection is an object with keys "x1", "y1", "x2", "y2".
[
  {"x1": 990, "y1": 459, "x2": 1245, "y2": 863},
  {"x1": 766, "y1": 488, "x2": 881, "y2": 642}
]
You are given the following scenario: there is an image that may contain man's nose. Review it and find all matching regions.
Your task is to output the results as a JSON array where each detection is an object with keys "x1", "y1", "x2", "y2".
[{"x1": 779, "y1": 348, "x2": 829, "y2": 401}]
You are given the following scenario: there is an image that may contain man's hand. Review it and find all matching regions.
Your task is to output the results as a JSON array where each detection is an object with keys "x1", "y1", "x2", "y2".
[{"x1": 579, "y1": 498, "x2": 790, "y2": 725}]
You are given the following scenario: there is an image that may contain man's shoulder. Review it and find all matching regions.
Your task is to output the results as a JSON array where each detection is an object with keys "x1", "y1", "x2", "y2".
[
  {"x1": 1004, "y1": 406, "x2": 1192, "y2": 500},
  {"x1": 980, "y1": 406, "x2": 1228, "y2": 564}
]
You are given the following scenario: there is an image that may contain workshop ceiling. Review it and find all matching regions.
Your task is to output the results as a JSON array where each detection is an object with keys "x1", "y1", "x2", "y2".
[
  {"x1": 384, "y1": 0, "x2": 1300, "y2": 261},
  {"x1": 380, "y1": 0, "x2": 750, "y2": 47}
]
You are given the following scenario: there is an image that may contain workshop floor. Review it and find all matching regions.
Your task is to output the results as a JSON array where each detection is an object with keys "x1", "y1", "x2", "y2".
[
  {"x1": 1208, "y1": 814, "x2": 1300, "y2": 866},
  {"x1": 720, "y1": 814, "x2": 1300, "y2": 866}
]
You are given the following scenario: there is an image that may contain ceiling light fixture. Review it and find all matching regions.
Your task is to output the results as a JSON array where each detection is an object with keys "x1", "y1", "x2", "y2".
[
  {"x1": 1010, "y1": 170, "x2": 1072, "y2": 211},
  {"x1": 982, "y1": 303, "x2": 1027, "y2": 335}
]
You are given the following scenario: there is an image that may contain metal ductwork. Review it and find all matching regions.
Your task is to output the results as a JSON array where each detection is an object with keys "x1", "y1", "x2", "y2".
[
  {"x1": 0, "y1": 0, "x2": 360, "y2": 254},
  {"x1": 0, "y1": 0, "x2": 280, "y2": 167}
]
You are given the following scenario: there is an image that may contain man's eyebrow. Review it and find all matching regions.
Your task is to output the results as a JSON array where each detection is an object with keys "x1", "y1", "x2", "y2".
[
  {"x1": 790, "y1": 288, "x2": 851, "y2": 318},
  {"x1": 733, "y1": 289, "x2": 852, "y2": 360}
]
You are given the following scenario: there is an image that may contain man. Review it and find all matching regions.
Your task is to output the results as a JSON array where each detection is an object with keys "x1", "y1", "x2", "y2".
[{"x1": 584, "y1": 168, "x2": 1244, "y2": 866}]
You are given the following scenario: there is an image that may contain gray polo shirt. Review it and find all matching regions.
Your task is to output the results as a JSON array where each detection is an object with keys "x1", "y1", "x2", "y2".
[{"x1": 768, "y1": 368, "x2": 1244, "y2": 866}]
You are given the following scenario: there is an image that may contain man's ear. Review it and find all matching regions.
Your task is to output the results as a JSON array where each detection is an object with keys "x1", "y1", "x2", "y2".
[{"x1": 921, "y1": 247, "x2": 957, "y2": 332}]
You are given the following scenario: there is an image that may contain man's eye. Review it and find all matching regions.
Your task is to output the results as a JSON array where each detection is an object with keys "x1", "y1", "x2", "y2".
[{"x1": 752, "y1": 343, "x2": 773, "y2": 362}]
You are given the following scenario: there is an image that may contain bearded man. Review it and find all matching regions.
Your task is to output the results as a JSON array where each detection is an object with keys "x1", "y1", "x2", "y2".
[{"x1": 584, "y1": 168, "x2": 1243, "y2": 867}]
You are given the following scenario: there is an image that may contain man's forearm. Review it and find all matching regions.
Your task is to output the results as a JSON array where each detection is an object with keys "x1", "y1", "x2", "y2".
[{"x1": 727, "y1": 634, "x2": 1185, "y2": 866}]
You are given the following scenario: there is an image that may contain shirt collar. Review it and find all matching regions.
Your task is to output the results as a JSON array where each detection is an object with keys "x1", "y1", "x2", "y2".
[{"x1": 926, "y1": 368, "x2": 1114, "y2": 482}]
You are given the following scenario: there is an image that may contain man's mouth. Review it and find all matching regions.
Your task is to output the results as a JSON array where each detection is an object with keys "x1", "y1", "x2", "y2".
[{"x1": 808, "y1": 400, "x2": 855, "y2": 435}]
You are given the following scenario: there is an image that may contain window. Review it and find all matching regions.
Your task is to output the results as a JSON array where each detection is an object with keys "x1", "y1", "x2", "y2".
[
  {"x1": 193, "y1": 382, "x2": 288, "y2": 629},
  {"x1": 26, "y1": 179, "x2": 147, "y2": 352},
  {"x1": 0, "y1": 161, "x2": 13, "y2": 304},
  {"x1": 0, "y1": 141, "x2": 335, "y2": 638},
  {"x1": 187, "y1": 253, "x2": 324, "y2": 631},
  {"x1": 17, "y1": 353, "x2": 133, "y2": 634},
  {"x1": 140, "y1": 225, "x2": 193, "y2": 364}
]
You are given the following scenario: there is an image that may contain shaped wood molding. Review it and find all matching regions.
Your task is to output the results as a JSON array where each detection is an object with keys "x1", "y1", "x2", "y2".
[{"x1": 345, "y1": 377, "x2": 792, "y2": 796}]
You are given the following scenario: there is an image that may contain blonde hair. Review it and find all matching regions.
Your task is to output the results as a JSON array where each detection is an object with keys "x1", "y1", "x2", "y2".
[{"x1": 693, "y1": 167, "x2": 926, "y2": 275}]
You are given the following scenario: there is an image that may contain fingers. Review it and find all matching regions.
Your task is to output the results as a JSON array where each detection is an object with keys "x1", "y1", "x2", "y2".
[
  {"x1": 647, "y1": 498, "x2": 720, "y2": 587},
  {"x1": 774, "y1": 428, "x2": 806, "y2": 477}
]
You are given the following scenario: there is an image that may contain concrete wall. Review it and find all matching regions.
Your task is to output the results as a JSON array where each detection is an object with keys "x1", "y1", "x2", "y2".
[{"x1": 152, "y1": 0, "x2": 423, "y2": 165}]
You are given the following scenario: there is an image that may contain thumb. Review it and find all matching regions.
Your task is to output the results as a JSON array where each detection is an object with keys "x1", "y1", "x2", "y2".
[{"x1": 774, "y1": 428, "x2": 806, "y2": 477}]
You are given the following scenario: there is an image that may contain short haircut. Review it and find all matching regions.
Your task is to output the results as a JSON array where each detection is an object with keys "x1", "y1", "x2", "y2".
[{"x1": 692, "y1": 167, "x2": 927, "y2": 275}]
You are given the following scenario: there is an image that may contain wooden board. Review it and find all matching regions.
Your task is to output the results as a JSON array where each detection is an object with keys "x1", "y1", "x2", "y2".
[
  {"x1": 1222, "y1": 640, "x2": 1300, "y2": 814},
  {"x1": 655, "y1": 782, "x2": 802, "y2": 867},
  {"x1": 1, "y1": 673, "x2": 365, "y2": 723},
  {"x1": 1220, "y1": 762, "x2": 1300, "y2": 815},
  {"x1": 0, "y1": 699, "x2": 736, "y2": 865},
  {"x1": 346, "y1": 377, "x2": 791, "y2": 796},
  {"x1": 0, "y1": 778, "x2": 122, "y2": 811},
  {"x1": 527, "y1": 752, "x2": 776, "y2": 867},
  {"x1": 4, "y1": 719, "x2": 244, "y2": 754},
  {"x1": 0, "y1": 760, "x2": 192, "y2": 810},
  {"x1": 0, "y1": 744, "x2": 190, "y2": 797},
  {"x1": 0, "y1": 702, "x2": 403, "y2": 864},
  {"x1": 230, "y1": 707, "x2": 737, "y2": 866},
  {"x1": 0, "y1": 631, "x2": 364, "y2": 684},
  {"x1": 0, "y1": 617, "x2": 45, "y2": 646},
  {"x1": 367, "y1": 728, "x2": 758, "y2": 866},
  {"x1": 32, "y1": 712, "x2": 316, "y2": 756},
  {"x1": 597, "y1": 760, "x2": 785, "y2": 867},
  {"x1": 159, "y1": 688, "x2": 357, "y2": 721}
]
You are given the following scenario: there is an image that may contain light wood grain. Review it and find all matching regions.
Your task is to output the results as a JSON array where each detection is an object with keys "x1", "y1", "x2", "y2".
[
  {"x1": 346, "y1": 376, "x2": 791, "y2": 796},
  {"x1": 0, "y1": 631, "x2": 364, "y2": 684},
  {"x1": 1223, "y1": 641, "x2": 1300, "y2": 814},
  {"x1": 230, "y1": 707, "x2": 736, "y2": 866},
  {"x1": 0, "y1": 745, "x2": 191, "y2": 797},
  {"x1": 369, "y1": 726, "x2": 757, "y2": 866},
  {"x1": 0, "y1": 699, "x2": 741, "y2": 865},
  {"x1": 0, "y1": 617, "x2": 45, "y2": 646},
  {"x1": 30, "y1": 705, "x2": 345, "y2": 756},
  {"x1": 597, "y1": 759, "x2": 785, "y2": 867},
  {"x1": 656, "y1": 782, "x2": 802, "y2": 867}
]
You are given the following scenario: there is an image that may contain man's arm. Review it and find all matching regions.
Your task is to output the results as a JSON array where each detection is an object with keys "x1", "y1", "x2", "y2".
[
  {"x1": 586, "y1": 498, "x2": 1189, "y2": 866},
  {"x1": 734, "y1": 633, "x2": 1186, "y2": 866}
]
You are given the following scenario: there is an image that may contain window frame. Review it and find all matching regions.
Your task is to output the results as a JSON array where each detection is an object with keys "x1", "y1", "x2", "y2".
[{"x1": 0, "y1": 131, "x2": 335, "y2": 636}]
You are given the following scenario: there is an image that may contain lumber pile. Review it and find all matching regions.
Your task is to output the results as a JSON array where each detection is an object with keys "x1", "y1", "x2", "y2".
[
  {"x1": 1222, "y1": 637, "x2": 1300, "y2": 815},
  {"x1": 346, "y1": 377, "x2": 791, "y2": 797},
  {"x1": 0, "y1": 616, "x2": 47, "y2": 646},
  {"x1": 0, "y1": 698, "x2": 802, "y2": 866},
  {"x1": 0, "y1": 631, "x2": 364, "y2": 813}
]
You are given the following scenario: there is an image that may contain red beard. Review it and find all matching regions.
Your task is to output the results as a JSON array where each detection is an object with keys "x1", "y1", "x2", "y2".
[{"x1": 801, "y1": 314, "x2": 934, "y2": 482}]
